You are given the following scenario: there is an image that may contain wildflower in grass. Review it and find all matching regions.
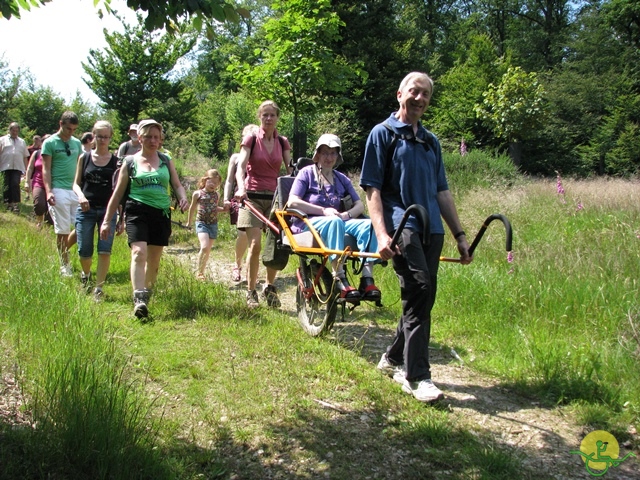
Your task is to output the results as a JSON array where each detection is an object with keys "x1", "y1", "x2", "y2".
[
  {"x1": 460, "y1": 139, "x2": 467, "y2": 156},
  {"x1": 507, "y1": 251, "x2": 514, "y2": 274},
  {"x1": 576, "y1": 200, "x2": 583, "y2": 211},
  {"x1": 556, "y1": 174, "x2": 565, "y2": 195},
  {"x1": 555, "y1": 172, "x2": 566, "y2": 203}
]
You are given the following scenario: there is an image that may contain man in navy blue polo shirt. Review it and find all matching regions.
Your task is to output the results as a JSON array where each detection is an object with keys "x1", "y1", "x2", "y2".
[{"x1": 360, "y1": 72, "x2": 472, "y2": 403}]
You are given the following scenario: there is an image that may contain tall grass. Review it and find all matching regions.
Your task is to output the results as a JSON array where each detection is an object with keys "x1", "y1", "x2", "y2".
[
  {"x1": 436, "y1": 175, "x2": 640, "y2": 433},
  {"x1": 0, "y1": 225, "x2": 168, "y2": 479},
  {"x1": 444, "y1": 150, "x2": 521, "y2": 193}
]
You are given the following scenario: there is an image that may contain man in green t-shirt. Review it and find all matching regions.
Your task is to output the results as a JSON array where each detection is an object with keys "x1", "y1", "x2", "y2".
[{"x1": 42, "y1": 111, "x2": 83, "y2": 277}]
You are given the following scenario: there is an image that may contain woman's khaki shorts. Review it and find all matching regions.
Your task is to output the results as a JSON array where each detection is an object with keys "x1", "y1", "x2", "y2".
[{"x1": 237, "y1": 191, "x2": 274, "y2": 230}]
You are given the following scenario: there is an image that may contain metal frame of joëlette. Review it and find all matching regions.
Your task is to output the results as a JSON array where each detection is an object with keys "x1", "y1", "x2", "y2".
[{"x1": 242, "y1": 200, "x2": 512, "y2": 264}]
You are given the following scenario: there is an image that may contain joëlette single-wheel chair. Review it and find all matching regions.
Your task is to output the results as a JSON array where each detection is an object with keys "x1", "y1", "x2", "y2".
[{"x1": 243, "y1": 163, "x2": 513, "y2": 337}]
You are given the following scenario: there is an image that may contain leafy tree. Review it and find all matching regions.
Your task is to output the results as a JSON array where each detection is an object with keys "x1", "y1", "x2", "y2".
[
  {"x1": 190, "y1": 87, "x2": 229, "y2": 159},
  {"x1": 190, "y1": 0, "x2": 271, "y2": 93},
  {"x1": 68, "y1": 92, "x2": 101, "y2": 135},
  {"x1": 224, "y1": 90, "x2": 259, "y2": 149},
  {"x1": 0, "y1": 57, "x2": 22, "y2": 125},
  {"x1": 530, "y1": 1, "x2": 640, "y2": 176},
  {"x1": 229, "y1": 0, "x2": 362, "y2": 159},
  {"x1": 1, "y1": 0, "x2": 250, "y2": 34},
  {"x1": 8, "y1": 85, "x2": 66, "y2": 136},
  {"x1": 601, "y1": 0, "x2": 640, "y2": 48},
  {"x1": 332, "y1": 0, "x2": 417, "y2": 134},
  {"x1": 475, "y1": 66, "x2": 546, "y2": 165},
  {"x1": 474, "y1": 0, "x2": 520, "y2": 57},
  {"x1": 509, "y1": 0, "x2": 577, "y2": 70},
  {"x1": 82, "y1": 14, "x2": 196, "y2": 137},
  {"x1": 428, "y1": 33, "x2": 503, "y2": 148},
  {"x1": 399, "y1": 0, "x2": 465, "y2": 71}
]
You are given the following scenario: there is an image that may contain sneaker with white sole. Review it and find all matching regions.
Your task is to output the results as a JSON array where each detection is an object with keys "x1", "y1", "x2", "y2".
[
  {"x1": 133, "y1": 289, "x2": 150, "y2": 319},
  {"x1": 262, "y1": 284, "x2": 281, "y2": 308},
  {"x1": 246, "y1": 289, "x2": 259, "y2": 308},
  {"x1": 93, "y1": 288, "x2": 104, "y2": 303},
  {"x1": 377, "y1": 353, "x2": 405, "y2": 377},
  {"x1": 396, "y1": 376, "x2": 444, "y2": 403},
  {"x1": 81, "y1": 272, "x2": 91, "y2": 291},
  {"x1": 60, "y1": 264, "x2": 73, "y2": 277}
]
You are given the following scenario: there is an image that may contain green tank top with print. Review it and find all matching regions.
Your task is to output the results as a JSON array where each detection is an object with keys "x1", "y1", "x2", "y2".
[{"x1": 128, "y1": 158, "x2": 171, "y2": 215}]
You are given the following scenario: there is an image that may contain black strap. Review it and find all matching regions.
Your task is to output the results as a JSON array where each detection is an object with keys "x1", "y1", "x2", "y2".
[
  {"x1": 381, "y1": 122, "x2": 435, "y2": 191},
  {"x1": 334, "y1": 170, "x2": 351, "y2": 198},
  {"x1": 249, "y1": 134, "x2": 287, "y2": 158},
  {"x1": 126, "y1": 153, "x2": 168, "y2": 178},
  {"x1": 247, "y1": 191, "x2": 275, "y2": 201},
  {"x1": 80, "y1": 151, "x2": 93, "y2": 189}
]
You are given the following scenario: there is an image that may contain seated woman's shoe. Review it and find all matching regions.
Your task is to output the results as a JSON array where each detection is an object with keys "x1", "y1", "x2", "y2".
[
  {"x1": 359, "y1": 276, "x2": 381, "y2": 300},
  {"x1": 335, "y1": 277, "x2": 361, "y2": 302}
]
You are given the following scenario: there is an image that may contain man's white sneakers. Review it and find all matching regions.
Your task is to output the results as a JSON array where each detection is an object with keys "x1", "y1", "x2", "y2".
[{"x1": 393, "y1": 370, "x2": 444, "y2": 403}]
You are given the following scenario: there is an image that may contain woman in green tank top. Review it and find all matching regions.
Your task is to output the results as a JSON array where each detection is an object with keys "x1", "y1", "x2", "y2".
[{"x1": 100, "y1": 119, "x2": 188, "y2": 320}]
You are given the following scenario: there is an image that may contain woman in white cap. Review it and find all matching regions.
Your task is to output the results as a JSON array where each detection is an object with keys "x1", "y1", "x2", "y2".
[
  {"x1": 287, "y1": 134, "x2": 380, "y2": 301},
  {"x1": 100, "y1": 119, "x2": 188, "y2": 319}
]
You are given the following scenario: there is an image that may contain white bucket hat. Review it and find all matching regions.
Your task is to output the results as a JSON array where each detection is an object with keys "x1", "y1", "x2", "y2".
[{"x1": 312, "y1": 133, "x2": 343, "y2": 167}]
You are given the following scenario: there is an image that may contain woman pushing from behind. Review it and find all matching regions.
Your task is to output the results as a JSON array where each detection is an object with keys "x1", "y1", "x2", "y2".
[{"x1": 234, "y1": 101, "x2": 292, "y2": 308}]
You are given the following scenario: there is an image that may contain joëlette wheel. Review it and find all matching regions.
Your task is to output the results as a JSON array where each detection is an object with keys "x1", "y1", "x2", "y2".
[{"x1": 296, "y1": 258, "x2": 338, "y2": 336}]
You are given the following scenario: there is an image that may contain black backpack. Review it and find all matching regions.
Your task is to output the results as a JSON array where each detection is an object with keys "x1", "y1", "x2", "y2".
[{"x1": 380, "y1": 121, "x2": 437, "y2": 191}]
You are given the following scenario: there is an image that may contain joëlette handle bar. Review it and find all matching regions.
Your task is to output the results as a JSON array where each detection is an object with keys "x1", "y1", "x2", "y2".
[
  {"x1": 440, "y1": 213, "x2": 513, "y2": 263},
  {"x1": 389, "y1": 204, "x2": 430, "y2": 251},
  {"x1": 242, "y1": 199, "x2": 281, "y2": 234}
]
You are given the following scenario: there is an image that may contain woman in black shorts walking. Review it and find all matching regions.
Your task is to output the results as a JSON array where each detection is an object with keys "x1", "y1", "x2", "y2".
[{"x1": 100, "y1": 119, "x2": 188, "y2": 319}]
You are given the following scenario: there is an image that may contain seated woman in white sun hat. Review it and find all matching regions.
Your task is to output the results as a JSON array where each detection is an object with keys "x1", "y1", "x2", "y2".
[{"x1": 287, "y1": 133, "x2": 380, "y2": 302}]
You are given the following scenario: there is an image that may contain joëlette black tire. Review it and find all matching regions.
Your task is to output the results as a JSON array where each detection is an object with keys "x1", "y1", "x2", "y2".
[{"x1": 296, "y1": 257, "x2": 338, "y2": 336}]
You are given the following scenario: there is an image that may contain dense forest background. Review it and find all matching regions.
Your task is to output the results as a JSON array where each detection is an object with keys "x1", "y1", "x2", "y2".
[{"x1": 2, "y1": 0, "x2": 639, "y2": 176}]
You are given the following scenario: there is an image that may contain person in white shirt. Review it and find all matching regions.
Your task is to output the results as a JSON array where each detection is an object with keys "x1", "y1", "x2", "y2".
[{"x1": 0, "y1": 122, "x2": 29, "y2": 213}]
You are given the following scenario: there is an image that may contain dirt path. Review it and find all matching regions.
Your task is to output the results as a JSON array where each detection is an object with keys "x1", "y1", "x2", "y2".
[{"x1": 170, "y1": 245, "x2": 639, "y2": 479}]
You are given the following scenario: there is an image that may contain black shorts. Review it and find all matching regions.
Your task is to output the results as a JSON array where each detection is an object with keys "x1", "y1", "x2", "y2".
[{"x1": 125, "y1": 200, "x2": 171, "y2": 246}]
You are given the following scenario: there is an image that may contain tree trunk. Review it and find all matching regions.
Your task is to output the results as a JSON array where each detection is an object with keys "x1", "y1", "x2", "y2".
[
  {"x1": 294, "y1": 131, "x2": 307, "y2": 162},
  {"x1": 226, "y1": 139, "x2": 235, "y2": 160},
  {"x1": 598, "y1": 153, "x2": 605, "y2": 175},
  {"x1": 508, "y1": 141, "x2": 522, "y2": 167},
  {"x1": 291, "y1": 114, "x2": 307, "y2": 162}
]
